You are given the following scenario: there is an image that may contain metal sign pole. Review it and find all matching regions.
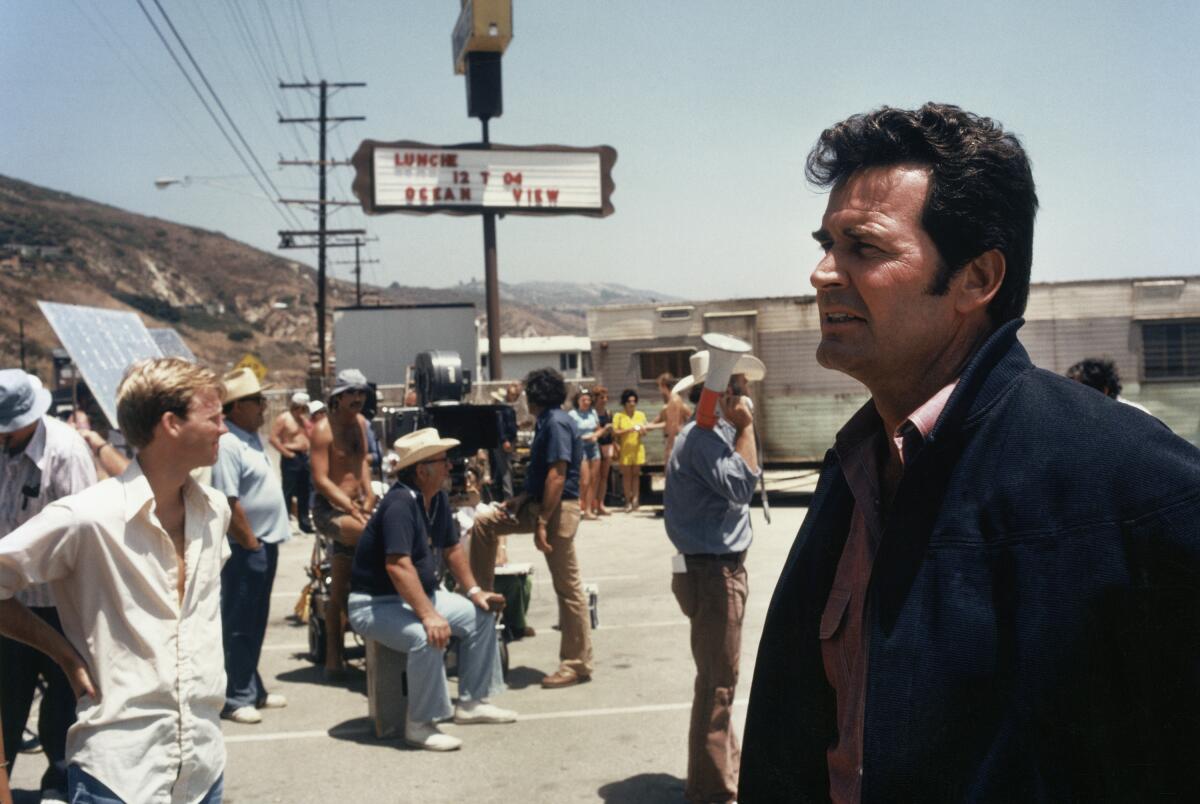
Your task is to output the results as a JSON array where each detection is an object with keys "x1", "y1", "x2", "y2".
[{"x1": 481, "y1": 117, "x2": 503, "y2": 380}]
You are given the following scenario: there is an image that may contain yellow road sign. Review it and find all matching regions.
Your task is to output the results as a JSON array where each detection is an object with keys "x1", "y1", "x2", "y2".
[{"x1": 235, "y1": 353, "x2": 268, "y2": 382}]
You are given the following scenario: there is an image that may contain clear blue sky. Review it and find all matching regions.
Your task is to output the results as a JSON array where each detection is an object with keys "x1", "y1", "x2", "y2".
[{"x1": 2, "y1": 1, "x2": 1197, "y2": 301}]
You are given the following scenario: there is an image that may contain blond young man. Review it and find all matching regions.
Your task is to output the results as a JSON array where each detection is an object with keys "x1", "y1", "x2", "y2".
[{"x1": 0, "y1": 358, "x2": 232, "y2": 803}]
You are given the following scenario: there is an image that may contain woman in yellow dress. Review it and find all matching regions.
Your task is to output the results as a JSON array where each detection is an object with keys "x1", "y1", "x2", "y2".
[{"x1": 611, "y1": 388, "x2": 648, "y2": 511}]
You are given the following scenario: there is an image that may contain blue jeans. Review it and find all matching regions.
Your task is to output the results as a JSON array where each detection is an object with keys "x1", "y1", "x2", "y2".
[
  {"x1": 68, "y1": 766, "x2": 223, "y2": 803},
  {"x1": 347, "y1": 590, "x2": 505, "y2": 723},
  {"x1": 220, "y1": 540, "x2": 279, "y2": 709}
]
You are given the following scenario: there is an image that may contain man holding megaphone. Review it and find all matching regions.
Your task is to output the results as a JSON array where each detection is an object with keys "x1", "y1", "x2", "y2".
[{"x1": 662, "y1": 334, "x2": 765, "y2": 803}]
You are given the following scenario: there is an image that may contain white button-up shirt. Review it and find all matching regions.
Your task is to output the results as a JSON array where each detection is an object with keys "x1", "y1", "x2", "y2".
[
  {"x1": 0, "y1": 460, "x2": 231, "y2": 804},
  {"x1": 0, "y1": 415, "x2": 97, "y2": 607}
]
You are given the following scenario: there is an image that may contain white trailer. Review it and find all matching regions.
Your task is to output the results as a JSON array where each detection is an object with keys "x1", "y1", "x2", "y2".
[{"x1": 333, "y1": 303, "x2": 478, "y2": 387}]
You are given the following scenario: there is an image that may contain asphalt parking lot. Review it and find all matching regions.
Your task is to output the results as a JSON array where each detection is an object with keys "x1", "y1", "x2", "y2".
[{"x1": 11, "y1": 504, "x2": 804, "y2": 803}]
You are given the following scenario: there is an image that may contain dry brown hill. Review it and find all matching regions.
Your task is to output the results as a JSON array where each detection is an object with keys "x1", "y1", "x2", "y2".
[{"x1": 0, "y1": 174, "x2": 612, "y2": 386}]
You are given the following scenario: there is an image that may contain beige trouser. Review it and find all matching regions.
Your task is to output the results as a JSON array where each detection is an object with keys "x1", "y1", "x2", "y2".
[
  {"x1": 469, "y1": 499, "x2": 593, "y2": 676},
  {"x1": 672, "y1": 554, "x2": 748, "y2": 803}
]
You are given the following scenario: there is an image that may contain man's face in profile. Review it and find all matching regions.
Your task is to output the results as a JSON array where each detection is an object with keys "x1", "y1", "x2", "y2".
[{"x1": 810, "y1": 165, "x2": 960, "y2": 391}]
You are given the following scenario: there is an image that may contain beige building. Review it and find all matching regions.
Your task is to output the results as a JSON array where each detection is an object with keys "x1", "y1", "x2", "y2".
[{"x1": 587, "y1": 276, "x2": 1200, "y2": 463}]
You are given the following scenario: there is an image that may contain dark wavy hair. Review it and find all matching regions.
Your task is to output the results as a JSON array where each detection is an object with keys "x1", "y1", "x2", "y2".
[
  {"x1": 524, "y1": 367, "x2": 567, "y2": 410},
  {"x1": 620, "y1": 388, "x2": 639, "y2": 405},
  {"x1": 806, "y1": 102, "x2": 1038, "y2": 325},
  {"x1": 1066, "y1": 358, "x2": 1121, "y2": 398}
]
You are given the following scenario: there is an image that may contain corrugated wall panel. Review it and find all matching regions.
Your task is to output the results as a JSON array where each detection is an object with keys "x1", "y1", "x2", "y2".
[
  {"x1": 763, "y1": 393, "x2": 869, "y2": 460},
  {"x1": 1017, "y1": 317, "x2": 1135, "y2": 376}
]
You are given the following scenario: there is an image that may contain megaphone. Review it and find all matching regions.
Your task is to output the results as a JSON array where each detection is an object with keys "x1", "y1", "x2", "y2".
[{"x1": 695, "y1": 332, "x2": 752, "y2": 430}]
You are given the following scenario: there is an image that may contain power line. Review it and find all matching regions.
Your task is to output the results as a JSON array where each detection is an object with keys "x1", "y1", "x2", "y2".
[
  {"x1": 134, "y1": 0, "x2": 299, "y2": 229},
  {"x1": 182, "y1": 0, "x2": 294, "y2": 169},
  {"x1": 71, "y1": 0, "x2": 222, "y2": 168},
  {"x1": 148, "y1": 0, "x2": 302, "y2": 229}
]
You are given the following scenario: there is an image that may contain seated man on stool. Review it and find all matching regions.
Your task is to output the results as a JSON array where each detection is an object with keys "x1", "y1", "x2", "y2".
[{"x1": 347, "y1": 428, "x2": 516, "y2": 752}]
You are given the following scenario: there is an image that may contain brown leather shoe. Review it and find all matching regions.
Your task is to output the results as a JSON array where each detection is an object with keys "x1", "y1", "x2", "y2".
[{"x1": 541, "y1": 668, "x2": 591, "y2": 689}]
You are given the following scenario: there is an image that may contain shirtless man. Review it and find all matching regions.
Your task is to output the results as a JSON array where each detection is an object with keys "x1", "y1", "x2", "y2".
[
  {"x1": 648, "y1": 372, "x2": 694, "y2": 463},
  {"x1": 310, "y1": 369, "x2": 377, "y2": 678},
  {"x1": 270, "y1": 392, "x2": 313, "y2": 533}
]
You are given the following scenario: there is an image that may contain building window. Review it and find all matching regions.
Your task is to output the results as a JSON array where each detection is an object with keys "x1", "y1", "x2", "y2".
[
  {"x1": 581, "y1": 351, "x2": 593, "y2": 377},
  {"x1": 657, "y1": 305, "x2": 694, "y2": 321},
  {"x1": 637, "y1": 349, "x2": 694, "y2": 382},
  {"x1": 1142, "y1": 320, "x2": 1200, "y2": 380},
  {"x1": 559, "y1": 353, "x2": 578, "y2": 372}
]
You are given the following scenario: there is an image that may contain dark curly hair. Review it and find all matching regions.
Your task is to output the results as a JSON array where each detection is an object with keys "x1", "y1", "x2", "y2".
[
  {"x1": 524, "y1": 367, "x2": 567, "y2": 410},
  {"x1": 620, "y1": 388, "x2": 639, "y2": 405},
  {"x1": 806, "y1": 102, "x2": 1038, "y2": 325},
  {"x1": 1066, "y1": 358, "x2": 1121, "y2": 399}
]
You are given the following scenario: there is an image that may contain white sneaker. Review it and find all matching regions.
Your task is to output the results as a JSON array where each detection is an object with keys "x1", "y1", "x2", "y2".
[
  {"x1": 40, "y1": 790, "x2": 69, "y2": 803},
  {"x1": 453, "y1": 700, "x2": 518, "y2": 724},
  {"x1": 222, "y1": 705, "x2": 262, "y2": 724},
  {"x1": 258, "y1": 693, "x2": 288, "y2": 709},
  {"x1": 404, "y1": 719, "x2": 463, "y2": 751}
]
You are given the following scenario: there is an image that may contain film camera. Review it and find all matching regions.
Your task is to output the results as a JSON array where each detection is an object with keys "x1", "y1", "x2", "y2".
[{"x1": 390, "y1": 351, "x2": 516, "y2": 497}]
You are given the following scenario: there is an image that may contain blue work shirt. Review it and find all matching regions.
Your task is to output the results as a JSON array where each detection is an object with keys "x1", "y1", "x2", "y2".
[
  {"x1": 351, "y1": 482, "x2": 458, "y2": 598},
  {"x1": 211, "y1": 422, "x2": 291, "y2": 545},
  {"x1": 524, "y1": 407, "x2": 581, "y2": 502},
  {"x1": 663, "y1": 418, "x2": 760, "y2": 555}
]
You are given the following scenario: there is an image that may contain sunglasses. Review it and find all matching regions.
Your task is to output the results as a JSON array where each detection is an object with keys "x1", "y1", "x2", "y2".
[{"x1": 419, "y1": 456, "x2": 452, "y2": 466}]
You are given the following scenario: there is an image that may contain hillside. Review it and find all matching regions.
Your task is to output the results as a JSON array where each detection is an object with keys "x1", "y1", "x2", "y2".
[{"x1": 0, "y1": 175, "x2": 671, "y2": 385}]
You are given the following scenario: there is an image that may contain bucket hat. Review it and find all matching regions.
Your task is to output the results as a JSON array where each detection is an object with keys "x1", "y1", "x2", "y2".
[
  {"x1": 0, "y1": 370, "x2": 52, "y2": 433},
  {"x1": 331, "y1": 368, "x2": 369, "y2": 397}
]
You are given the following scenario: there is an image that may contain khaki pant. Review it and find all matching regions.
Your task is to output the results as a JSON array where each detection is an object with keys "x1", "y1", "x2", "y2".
[
  {"x1": 672, "y1": 554, "x2": 748, "y2": 803},
  {"x1": 470, "y1": 500, "x2": 593, "y2": 676}
]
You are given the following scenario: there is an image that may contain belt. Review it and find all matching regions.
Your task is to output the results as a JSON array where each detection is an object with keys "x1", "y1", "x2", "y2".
[{"x1": 685, "y1": 551, "x2": 745, "y2": 563}]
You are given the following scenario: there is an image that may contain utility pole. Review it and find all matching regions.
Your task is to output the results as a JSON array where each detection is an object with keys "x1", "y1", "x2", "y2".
[
  {"x1": 334, "y1": 238, "x2": 380, "y2": 306},
  {"x1": 278, "y1": 80, "x2": 365, "y2": 378}
]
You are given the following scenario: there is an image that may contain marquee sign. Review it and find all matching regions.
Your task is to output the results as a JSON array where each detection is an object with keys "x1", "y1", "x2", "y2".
[{"x1": 351, "y1": 139, "x2": 616, "y2": 218}]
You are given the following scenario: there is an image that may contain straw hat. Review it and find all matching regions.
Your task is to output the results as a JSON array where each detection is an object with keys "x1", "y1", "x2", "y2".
[
  {"x1": 222, "y1": 367, "x2": 272, "y2": 403},
  {"x1": 671, "y1": 350, "x2": 766, "y2": 397},
  {"x1": 392, "y1": 427, "x2": 461, "y2": 470}
]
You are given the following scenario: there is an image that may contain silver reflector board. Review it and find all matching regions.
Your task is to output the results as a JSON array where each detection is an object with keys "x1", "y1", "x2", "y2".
[
  {"x1": 38, "y1": 301, "x2": 163, "y2": 429},
  {"x1": 148, "y1": 327, "x2": 196, "y2": 361}
]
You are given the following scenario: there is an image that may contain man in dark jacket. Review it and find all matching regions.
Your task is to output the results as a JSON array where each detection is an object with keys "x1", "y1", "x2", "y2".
[{"x1": 740, "y1": 103, "x2": 1200, "y2": 802}]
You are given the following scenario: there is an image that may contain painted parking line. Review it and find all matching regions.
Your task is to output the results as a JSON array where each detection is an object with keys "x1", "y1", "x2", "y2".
[{"x1": 223, "y1": 699, "x2": 748, "y2": 744}]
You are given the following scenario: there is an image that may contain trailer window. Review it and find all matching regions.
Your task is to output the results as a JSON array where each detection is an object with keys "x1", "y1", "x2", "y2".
[
  {"x1": 638, "y1": 349, "x2": 693, "y2": 381},
  {"x1": 1142, "y1": 320, "x2": 1200, "y2": 380}
]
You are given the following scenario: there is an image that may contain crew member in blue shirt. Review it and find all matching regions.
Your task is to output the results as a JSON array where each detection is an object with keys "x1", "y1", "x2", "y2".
[
  {"x1": 664, "y1": 350, "x2": 764, "y2": 804},
  {"x1": 348, "y1": 428, "x2": 514, "y2": 752},
  {"x1": 470, "y1": 367, "x2": 593, "y2": 689},
  {"x1": 211, "y1": 368, "x2": 292, "y2": 724}
]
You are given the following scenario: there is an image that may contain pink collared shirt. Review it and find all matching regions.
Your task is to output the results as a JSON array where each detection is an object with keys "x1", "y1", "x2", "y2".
[{"x1": 821, "y1": 381, "x2": 957, "y2": 804}]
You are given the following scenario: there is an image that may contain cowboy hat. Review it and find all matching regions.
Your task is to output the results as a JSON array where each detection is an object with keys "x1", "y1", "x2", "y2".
[
  {"x1": 221, "y1": 367, "x2": 272, "y2": 403},
  {"x1": 0, "y1": 370, "x2": 52, "y2": 433},
  {"x1": 392, "y1": 427, "x2": 461, "y2": 471},
  {"x1": 671, "y1": 350, "x2": 766, "y2": 397}
]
